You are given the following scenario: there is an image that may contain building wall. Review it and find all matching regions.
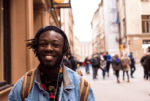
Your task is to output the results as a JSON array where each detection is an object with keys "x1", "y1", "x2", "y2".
[
  {"x1": 0, "y1": 0, "x2": 61, "y2": 100},
  {"x1": 126, "y1": 0, "x2": 141, "y2": 34},
  {"x1": 61, "y1": 8, "x2": 74, "y2": 54},
  {"x1": 117, "y1": 0, "x2": 150, "y2": 63},
  {"x1": 103, "y1": 0, "x2": 119, "y2": 55},
  {"x1": 91, "y1": 0, "x2": 119, "y2": 55},
  {"x1": 80, "y1": 41, "x2": 92, "y2": 62},
  {"x1": 91, "y1": 6, "x2": 101, "y2": 54},
  {"x1": 73, "y1": 36, "x2": 80, "y2": 61}
]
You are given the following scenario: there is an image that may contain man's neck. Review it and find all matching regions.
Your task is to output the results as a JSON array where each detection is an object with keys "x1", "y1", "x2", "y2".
[{"x1": 39, "y1": 64, "x2": 60, "y2": 79}]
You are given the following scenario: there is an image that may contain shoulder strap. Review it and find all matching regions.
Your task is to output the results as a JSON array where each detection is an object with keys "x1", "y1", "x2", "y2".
[
  {"x1": 80, "y1": 77, "x2": 90, "y2": 101},
  {"x1": 21, "y1": 68, "x2": 36, "y2": 100},
  {"x1": 76, "y1": 69, "x2": 83, "y2": 76}
]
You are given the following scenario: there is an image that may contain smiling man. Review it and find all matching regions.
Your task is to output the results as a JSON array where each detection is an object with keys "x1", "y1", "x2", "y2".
[{"x1": 8, "y1": 26, "x2": 95, "y2": 101}]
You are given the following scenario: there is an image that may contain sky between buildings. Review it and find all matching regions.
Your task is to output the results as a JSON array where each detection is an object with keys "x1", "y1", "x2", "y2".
[{"x1": 71, "y1": 0, "x2": 101, "y2": 41}]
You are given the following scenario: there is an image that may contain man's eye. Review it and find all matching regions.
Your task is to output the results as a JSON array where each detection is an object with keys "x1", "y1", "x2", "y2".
[
  {"x1": 53, "y1": 43, "x2": 59, "y2": 47},
  {"x1": 40, "y1": 43, "x2": 47, "y2": 46}
]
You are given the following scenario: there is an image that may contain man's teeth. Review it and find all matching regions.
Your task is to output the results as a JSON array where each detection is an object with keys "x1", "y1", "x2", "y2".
[{"x1": 45, "y1": 56, "x2": 52, "y2": 59}]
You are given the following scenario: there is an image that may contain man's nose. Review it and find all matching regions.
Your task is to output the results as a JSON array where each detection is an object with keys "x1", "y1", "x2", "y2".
[{"x1": 45, "y1": 44, "x2": 53, "y2": 51}]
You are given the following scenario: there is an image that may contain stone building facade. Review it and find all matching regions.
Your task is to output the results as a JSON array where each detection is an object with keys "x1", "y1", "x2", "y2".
[
  {"x1": 91, "y1": 0, "x2": 119, "y2": 55},
  {"x1": 116, "y1": 0, "x2": 150, "y2": 62},
  {"x1": 80, "y1": 41, "x2": 92, "y2": 62},
  {"x1": 73, "y1": 36, "x2": 80, "y2": 61},
  {"x1": 61, "y1": 8, "x2": 74, "y2": 54}
]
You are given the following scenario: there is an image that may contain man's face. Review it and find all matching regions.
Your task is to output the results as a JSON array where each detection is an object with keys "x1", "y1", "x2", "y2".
[{"x1": 37, "y1": 30, "x2": 64, "y2": 69}]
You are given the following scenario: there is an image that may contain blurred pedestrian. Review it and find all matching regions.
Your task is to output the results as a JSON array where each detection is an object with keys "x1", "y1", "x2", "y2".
[
  {"x1": 85, "y1": 55, "x2": 90, "y2": 74},
  {"x1": 143, "y1": 46, "x2": 150, "y2": 80},
  {"x1": 100, "y1": 56, "x2": 107, "y2": 79},
  {"x1": 140, "y1": 52, "x2": 148, "y2": 80},
  {"x1": 121, "y1": 52, "x2": 131, "y2": 82},
  {"x1": 112, "y1": 54, "x2": 122, "y2": 83},
  {"x1": 128, "y1": 52, "x2": 136, "y2": 78},
  {"x1": 68, "y1": 53, "x2": 77, "y2": 71},
  {"x1": 106, "y1": 52, "x2": 112, "y2": 77},
  {"x1": 63, "y1": 57, "x2": 72, "y2": 69},
  {"x1": 91, "y1": 55, "x2": 99, "y2": 79}
]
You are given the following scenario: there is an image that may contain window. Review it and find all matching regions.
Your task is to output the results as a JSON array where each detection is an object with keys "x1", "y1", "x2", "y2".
[
  {"x1": 142, "y1": 15, "x2": 150, "y2": 33},
  {"x1": 0, "y1": 0, "x2": 12, "y2": 91},
  {"x1": 143, "y1": 40, "x2": 150, "y2": 44}
]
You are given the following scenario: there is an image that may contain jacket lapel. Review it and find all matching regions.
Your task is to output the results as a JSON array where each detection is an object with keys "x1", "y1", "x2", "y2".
[{"x1": 62, "y1": 65, "x2": 75, "y2": 101}]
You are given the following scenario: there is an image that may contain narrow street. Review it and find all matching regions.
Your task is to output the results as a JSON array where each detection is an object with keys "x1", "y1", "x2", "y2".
[{"x1": 80, "y1": 64, "x2": 150, "y2": 101}]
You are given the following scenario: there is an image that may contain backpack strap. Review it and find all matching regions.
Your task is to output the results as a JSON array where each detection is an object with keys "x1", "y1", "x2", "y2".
[
  {"x1": 21, "y1": 68, "x2": 36, "y2": 100},
  {"x1": 80, "y1": 77, "x2": 90, "y2": 101}
]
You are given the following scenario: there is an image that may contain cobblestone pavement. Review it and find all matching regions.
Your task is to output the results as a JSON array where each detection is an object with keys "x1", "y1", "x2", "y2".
[{"x1": 79, "y1": 64, "x2": 150, "y2": 101}]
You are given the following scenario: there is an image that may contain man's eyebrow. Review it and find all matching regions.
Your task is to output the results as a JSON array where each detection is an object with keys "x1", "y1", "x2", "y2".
[
  {"x1": 39, "y1": 39, "x2": 60, "y2": 42},
  {"x1": 52, "y1": 39, "x2": 61, "y2": 42},
  {"x1": 39, "y1": 39, "x2": 46, "y2": 41}
]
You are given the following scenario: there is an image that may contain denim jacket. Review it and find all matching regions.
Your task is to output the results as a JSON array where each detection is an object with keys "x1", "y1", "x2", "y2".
[{"x1": 8, "y1": 66, "x2": 95, "y2": 101}]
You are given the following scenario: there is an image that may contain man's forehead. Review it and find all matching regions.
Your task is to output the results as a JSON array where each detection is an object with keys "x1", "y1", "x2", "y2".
[{"x1": 39, "y1": 30, "x2": 63, "y2": 38}]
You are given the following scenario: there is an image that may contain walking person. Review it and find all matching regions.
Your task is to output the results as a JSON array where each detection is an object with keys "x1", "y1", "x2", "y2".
[
  {"x1": 121, "y1": 52, "x2": 131, "y2": 82},
  {"x1": 128, "y1": 52, "x2": 136, "y2": 78},
  {"x1": 91, "y1": 55, "x2": 99, "y2": 79},
  {"x1": 112, "y1": 54, "x2": 122, "y2": 83},
  {"x1": 143, "y1": 46, "x2": 150, "y2": 96},
  {"x1": 140, "y1": 52, "x2": 148, "y2": 80},
  {"x1": 106, "y1": 52, "x2": 112, "y2": 77},
  {"x1": 8, "y1": 26, "x2": 95, "y2": 101},
  {"x1": 143, "y1": 46, "x2": 150, "y2": 80},
  {"x1": 96, "y1": 54, "x2": 101, "y2": 76},
  {"x1": 85, "y1": 55, "x2": 90, "y2": 74},
  {"x1": 100, "y1": 56, "x2": 107, "y2": 79}
]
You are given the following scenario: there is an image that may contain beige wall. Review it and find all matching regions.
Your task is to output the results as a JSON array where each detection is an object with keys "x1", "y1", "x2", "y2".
[
  {"x1": 141, "y1": 2, "x2": 150, "y2": 15},
  {"x1": 126, "y1": 0, "x2": 141, "y2": 34},
  {"x1": 80, "y1": 41, "x2": 92, "y2": 62},
  {"x1": 117, "y1": 0, "x2": 150, "y2": 63},
  {"x1": 73, "y1": 36, "x2": 80, "y2": 60},
  {"x1": 61, "y1": 8, "x2": 74, "y2": 54}
]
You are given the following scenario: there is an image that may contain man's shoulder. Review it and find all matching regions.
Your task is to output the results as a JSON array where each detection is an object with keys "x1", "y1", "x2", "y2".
[
  {"x1": 8, "y1": 76, "x2": 24, "y2": 99},
  {"x1": 65, "y1": 66, "x2": 81, "y2": 81},
  {"x1": 12, "y1": 76, "x2": 24, "y2": 89},
  {"x1": 66, "y1": 67, "x2": 80, "y2": 76}
]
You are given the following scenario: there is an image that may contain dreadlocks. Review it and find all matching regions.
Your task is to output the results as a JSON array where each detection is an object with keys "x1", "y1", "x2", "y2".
[{"x1": 26, "y1": 26, "x2": 70, "y2": 57}]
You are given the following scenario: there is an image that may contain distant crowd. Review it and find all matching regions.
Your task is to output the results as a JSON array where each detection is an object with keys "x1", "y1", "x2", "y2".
[
  {"x1": 80, "y1": 46, "x2": 150, "y2": 84},
  {"x1": 62, "y1": 46, "x2": 150, "y2": 84}
]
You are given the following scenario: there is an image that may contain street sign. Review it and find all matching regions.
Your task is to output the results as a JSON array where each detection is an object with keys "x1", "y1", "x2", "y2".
[
  {"x1": 120, "y1": 44, "x2": 124, "y2": 51},
  {"x1": 51, "y1": 0, "x2": 71, "y2": 8},
  {"x1": 54, "y1": 0, "x2": 65, "y2": 3}
]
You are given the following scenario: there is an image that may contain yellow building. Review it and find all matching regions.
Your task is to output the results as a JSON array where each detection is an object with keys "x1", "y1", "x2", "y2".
[
  {"x1": 61, "y1": 8, "x2": 74, "y2": 54},
  {"x1": 117, "y1": 0, "x2": 150, "y2": 62},
  {"x1": 91, "y1": 9, "x2": 101, "y2": 54},
  {"x1": 0, "y1": 0, "x2": 71, "y2": 100}
]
